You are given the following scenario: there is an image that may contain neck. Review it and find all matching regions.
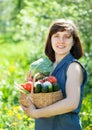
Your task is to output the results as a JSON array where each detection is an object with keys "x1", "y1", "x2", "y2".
[
  {"x1": 55, "y1": 53, "x2": 69, "y2": 63},
  {"x1": 53, "y1": 55, "x2": 65, "y2": 68}
]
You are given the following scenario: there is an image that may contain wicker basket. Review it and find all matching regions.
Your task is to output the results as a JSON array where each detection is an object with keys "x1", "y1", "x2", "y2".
[
  {"x1": 19, "y1": 92, "x2": 30, "y2": 107},
  {"x1": 19, "y1": 73, "x2": 63, "y2": 108}
]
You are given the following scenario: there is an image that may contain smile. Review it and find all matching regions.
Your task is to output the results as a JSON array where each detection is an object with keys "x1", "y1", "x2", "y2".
[{"x1": 57, "y1": 45, "x2": 65, "y2": 49}]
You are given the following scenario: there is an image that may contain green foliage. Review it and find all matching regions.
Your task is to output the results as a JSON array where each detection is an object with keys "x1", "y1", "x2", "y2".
[
  {"x1": 0, "y1": 42, "x2": 43, "y2": 129},
  {"x1": 80, "y1": 94, "x2": 92, "y2": 130},
  {"x1": 0, "y1": 0, "x2": 92, "y2": 129}
]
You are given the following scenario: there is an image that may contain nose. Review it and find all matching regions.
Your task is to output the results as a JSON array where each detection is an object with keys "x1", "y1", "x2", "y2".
[{"x1": 58, "y1": 37, "x2": 64, "y2": 44}]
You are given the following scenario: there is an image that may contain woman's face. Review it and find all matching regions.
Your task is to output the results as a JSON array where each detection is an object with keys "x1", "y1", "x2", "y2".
[{"x1": 51, "y1": 30, "x2": 74, "y2": 57}]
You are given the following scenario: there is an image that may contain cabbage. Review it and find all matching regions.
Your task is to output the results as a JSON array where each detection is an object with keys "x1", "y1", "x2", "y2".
[{"x1": 30, "y1": 56, "x2": 53, "y2": 77}]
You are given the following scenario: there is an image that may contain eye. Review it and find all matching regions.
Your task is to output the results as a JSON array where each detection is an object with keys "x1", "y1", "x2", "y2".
[
  {"x1": 53, "y1": 34, "x2": 59, "y2": 38},
  {"x1": 64, "y1": 34, "x2": 71, "y2": 38}
]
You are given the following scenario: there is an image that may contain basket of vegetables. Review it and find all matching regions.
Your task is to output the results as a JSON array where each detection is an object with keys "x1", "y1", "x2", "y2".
[
  {"x1": 16, "y1": 73, "x2": 63, "y2": 108},
  {"x1": 15, "y1": 56, "x2": 63, "y2": 108}
]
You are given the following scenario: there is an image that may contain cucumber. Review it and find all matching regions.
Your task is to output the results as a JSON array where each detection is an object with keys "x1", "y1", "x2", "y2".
[
  {"x1": 41, "y1": 81, "x2": 50, "y2": 93},
  {"x1": 41, "y1": 85, "x2": 48, "y2": 93},
  {"x1": 34, "y1": 82, "x2": 42, "y2": 93},
  {"x1": 53, "y1": 83, "x2": 60, "y2": 92},
  {"x1": 46, "y1": 81, "x2": 53, "y2": 92}
]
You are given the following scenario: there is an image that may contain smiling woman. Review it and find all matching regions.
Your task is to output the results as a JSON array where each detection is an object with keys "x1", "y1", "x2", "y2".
[
  {"x1": 45, "y1": 19, "x2": 83, "y2": 62},
  {"x1": 20, "y1": 19, "x2": 87, "y2": 130},
  {"x1": 51, "y1": 31, "x2": 74, "y2": 58}
]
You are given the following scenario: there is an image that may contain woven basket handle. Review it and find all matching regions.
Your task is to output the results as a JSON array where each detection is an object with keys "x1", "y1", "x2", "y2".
[{"x1": 31, "y1": 73, "x2": 45, "y2": 94}]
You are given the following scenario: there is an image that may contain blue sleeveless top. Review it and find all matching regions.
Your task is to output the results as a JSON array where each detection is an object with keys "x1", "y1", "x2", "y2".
[{"x1": 35, "y1": 54, "x2": 87, "y2": 130}]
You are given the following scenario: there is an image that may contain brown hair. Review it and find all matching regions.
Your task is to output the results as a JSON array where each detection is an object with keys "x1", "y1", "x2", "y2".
[{"x1": 44, "y1": 19, "x2": 83, "y2": 62}]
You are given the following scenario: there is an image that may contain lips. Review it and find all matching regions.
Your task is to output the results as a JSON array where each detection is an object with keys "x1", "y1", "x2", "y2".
[{"x1": 57, "y1": 45, "x2": 65, "y2": 49}]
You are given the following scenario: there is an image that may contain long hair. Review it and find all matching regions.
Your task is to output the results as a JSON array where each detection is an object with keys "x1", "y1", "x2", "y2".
[{"x1": 44, "y1": 19, "x2": 83, "y2": 62}]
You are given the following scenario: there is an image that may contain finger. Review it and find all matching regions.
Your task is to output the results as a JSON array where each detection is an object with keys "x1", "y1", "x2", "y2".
[
  {"x1": 26, "y1": 96, "x2": 31, "y2": 104},
  {"x1": 26, "y1": 97, "x2": 33, "y2": 107},
  {"x1": 27, "y1": 71, "x2": 32, "y2": 78},
  {"x1": 26, "y1": 71, "x2": 30, "y2": 81},
  {"x1": 21, "y1": 104, "x2": 28, "y2": 110},
  {"x1": 26, "y1": 97, "x2": 33, "y2": 104},
  {"x1": 21, "y1": 105, "x2": 29, "y2": 115}
]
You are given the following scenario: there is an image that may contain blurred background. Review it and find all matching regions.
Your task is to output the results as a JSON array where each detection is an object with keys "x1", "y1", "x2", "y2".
[{"x1": 0, "y1": 0, "x2": 92, "y2": 129}]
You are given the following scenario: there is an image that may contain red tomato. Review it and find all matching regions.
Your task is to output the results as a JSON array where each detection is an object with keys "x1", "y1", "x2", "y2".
[
  {"x1": 46, "y1": 76, "x2": 57, "y2": 84},
  {"x1": 25, "y1": 81, "x2": 33, "y2": 92}
]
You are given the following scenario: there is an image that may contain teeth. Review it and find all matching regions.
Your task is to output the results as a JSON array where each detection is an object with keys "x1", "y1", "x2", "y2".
[{"x1": 57, "y1": 45, "x2": 65, "y2": 49}]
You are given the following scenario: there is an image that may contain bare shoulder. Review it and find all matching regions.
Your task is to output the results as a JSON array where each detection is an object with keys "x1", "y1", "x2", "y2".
[
  {"x1": 67, "y1": 62, "x2": 82, "y2": 73},
  {"x1": 67, "y1": 62, "x2": 83, "y2": 83}
]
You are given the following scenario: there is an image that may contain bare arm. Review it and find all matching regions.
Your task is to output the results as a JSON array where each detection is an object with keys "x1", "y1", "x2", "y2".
[
  {"x1": 21, "y1": 62, "x2": 83, "y2": 118},
  {"x1": 33, "y1": 62, "x2": 83, "y2": 118}
]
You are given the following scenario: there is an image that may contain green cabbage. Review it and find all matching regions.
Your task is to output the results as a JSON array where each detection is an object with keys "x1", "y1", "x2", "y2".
[{"x1": 30, "y1": 56, "x2": 53, "y2": 77}]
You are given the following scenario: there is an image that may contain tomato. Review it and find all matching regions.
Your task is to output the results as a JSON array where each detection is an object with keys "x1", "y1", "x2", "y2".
[
  {"x1": 46, "y1": 76, "x2": 57, "y2": 84},
  {"x1": 20, "y1": 81, "x2": 33, "y2": 92},
  {"x1": 25, "y1": 81, "x2": 33, "y2": 92}
]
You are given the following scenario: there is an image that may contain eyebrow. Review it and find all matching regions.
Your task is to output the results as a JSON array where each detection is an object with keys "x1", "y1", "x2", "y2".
[{"x1": 53, "y1": 31, "x2": 72, "y2": 35}]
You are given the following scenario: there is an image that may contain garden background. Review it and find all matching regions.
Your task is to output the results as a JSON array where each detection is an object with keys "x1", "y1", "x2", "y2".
[{"x1": 0, "y1": 0, "x2": 92, "y2": 130}]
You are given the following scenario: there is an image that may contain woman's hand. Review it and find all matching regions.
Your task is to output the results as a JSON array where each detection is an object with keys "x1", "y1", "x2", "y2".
[
  {"x1": 21, "y1": 97, "x2": 37, "y2": 119},
  {"x1": 26, "y1": 71, "x2": 33, "y2": 82}
]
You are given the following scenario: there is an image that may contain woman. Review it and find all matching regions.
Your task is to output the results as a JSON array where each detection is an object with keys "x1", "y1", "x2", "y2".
[{"x1": 21, "y1": 19, "x2": 87, "y2": 130}]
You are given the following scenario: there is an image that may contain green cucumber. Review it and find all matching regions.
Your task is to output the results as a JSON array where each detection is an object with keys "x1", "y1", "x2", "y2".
[
  {"x1": 34, "y1": 82, "x2": 42, "y2": 93},
  {"x1": 41, "y1": 85, "x2": 48, "y2": 93},
  {"x1": 53, "y1": 83, "x2": 60, "y2": 92},
  {"x1": 41, "y1": 81, "x2": 51, "y2": 93}
]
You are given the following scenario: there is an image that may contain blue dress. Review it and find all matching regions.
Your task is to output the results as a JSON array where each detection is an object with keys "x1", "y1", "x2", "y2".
[{"x1": 35, "y1": 54, "x2": 87, "y2": 130}]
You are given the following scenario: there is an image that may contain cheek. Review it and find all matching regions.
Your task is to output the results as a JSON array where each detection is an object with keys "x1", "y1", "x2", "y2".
[
  {"x1": 67, "y1": 39, "x2": 74, "y2": 46},
  {"x1": 51, "y1": 39, "x2": 56, "y2": 50},
  {"x1": 51, "y1": 42, "x2": 54, "y2": 49},
  {"x1": 51, "y1": 38, "x2": 55, "y2": 46},
  {"x1": 51, "y1": 37, "x2": 55, "y2": 44}
]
